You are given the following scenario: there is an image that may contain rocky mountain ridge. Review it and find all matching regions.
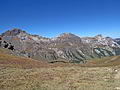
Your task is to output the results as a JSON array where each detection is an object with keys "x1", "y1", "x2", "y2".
[{"x1": 0, "y1": 29, "x2": 120, "y2": 63}]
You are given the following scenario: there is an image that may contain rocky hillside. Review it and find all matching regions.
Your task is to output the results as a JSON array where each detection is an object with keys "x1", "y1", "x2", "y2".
[
  {"x1": 115, "y1": 38, "x2": 120, "y2": 45},
  {"x1": 0, "y1": 29, "x2": 120, "y2": 63}
]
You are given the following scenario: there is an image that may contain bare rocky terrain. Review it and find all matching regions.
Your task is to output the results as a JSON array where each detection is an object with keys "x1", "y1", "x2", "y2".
[{"x1": 0, "y1": 29, "x2": 120, "y2": 63}]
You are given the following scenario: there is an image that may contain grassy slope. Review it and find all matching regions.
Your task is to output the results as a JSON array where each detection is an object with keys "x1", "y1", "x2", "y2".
[
  {"x1": 82, "y1": 56, "x2": 120, "y2": 67},
  {"x1": 0, "y1": 48, "x2": 120, "y2": 90}
]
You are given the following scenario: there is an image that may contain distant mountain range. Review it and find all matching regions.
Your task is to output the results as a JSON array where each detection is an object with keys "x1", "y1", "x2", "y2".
[{"x1": 0, "y1": 29, "x2": 120, "y2": 63}]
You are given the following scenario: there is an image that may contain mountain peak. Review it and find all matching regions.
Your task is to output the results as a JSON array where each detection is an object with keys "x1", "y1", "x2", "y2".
[
  {"x1": 58, "y1": 33, "x2": 79, "y2": 38},
  {"x1": 2, "y1": 28, "x2": 27, "y2": 36},
  {"x1": 95, "y1": 34, "x2": 103, "y2": 38}
]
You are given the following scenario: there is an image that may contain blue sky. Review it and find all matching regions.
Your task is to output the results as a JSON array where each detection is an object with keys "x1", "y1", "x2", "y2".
[{"x1": 0, "y1": 0, "x2": 120, "y2": 38}]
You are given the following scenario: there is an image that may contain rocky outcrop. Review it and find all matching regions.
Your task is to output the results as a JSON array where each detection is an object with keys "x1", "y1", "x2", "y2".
[
  {"x1": 1, "y1": 29, "x2": 120, "y2": 63},
  {"x1": 0, "y1": 40, "x2": 14, "y2": 51}
]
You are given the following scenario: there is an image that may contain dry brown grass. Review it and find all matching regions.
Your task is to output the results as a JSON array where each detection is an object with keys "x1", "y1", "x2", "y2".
[
  {"x1": 0, "y1": 53, "x2": 50, "y2": 69},
  {"x1": 82, "y1": 56, "x2": 120, "y2": 67},
  {"x1": 0, "y1": 50, "x2": 120, "y2": 90},
  {"x1": 0, "y1": 65, "x2": 120, "y2": 90}
]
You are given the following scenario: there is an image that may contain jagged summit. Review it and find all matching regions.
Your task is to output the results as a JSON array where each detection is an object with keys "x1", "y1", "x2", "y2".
[
  {"x1": 2, "y1": 28, "x2": 27, "y2": 36},
  {"x1": 56, "y1": 33, "x2": 81, "y2": 40},
  {"x1": 59, "y1": 33, "x2": 77, "y2": 37}
]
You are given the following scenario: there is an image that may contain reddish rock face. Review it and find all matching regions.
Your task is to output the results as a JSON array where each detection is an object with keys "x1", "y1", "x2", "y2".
[{"x1": 2, "y1": 29, "x2": 27, "y2": 36}]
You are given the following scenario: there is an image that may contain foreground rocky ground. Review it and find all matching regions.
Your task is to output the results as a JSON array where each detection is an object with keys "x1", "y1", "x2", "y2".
[{"x1": 0, "y1": 51, "x2": 120, "y2": 90}]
